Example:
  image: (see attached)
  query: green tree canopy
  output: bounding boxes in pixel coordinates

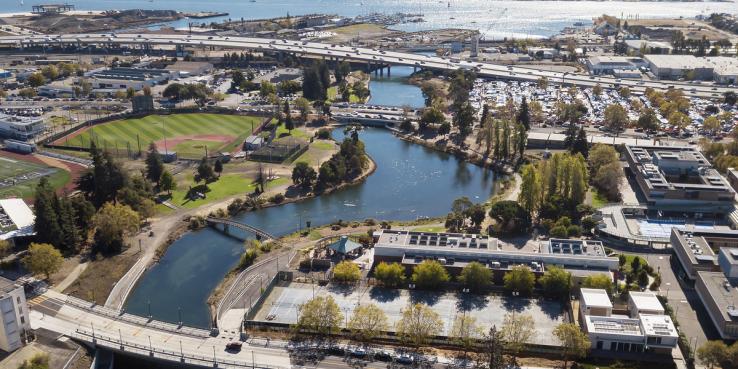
[333,260,361,282]
[458,261,493,292]
[503,265,535,296]
[411,260,450,289]
[22,243,63,280]
[373,262,406,288]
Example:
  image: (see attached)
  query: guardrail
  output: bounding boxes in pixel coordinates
[109,252,149,311]
[73,329,290,369]
[215,251,297,326]
[64,295,211,338]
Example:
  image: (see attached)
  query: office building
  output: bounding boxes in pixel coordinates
[0,277,30,352]
[625,145,735,214]
[670,228,738,280]
[372,231,618,280]
[0,113,46,141]
[695,270,738,339]
[586,56,646,75]
[579,289,678,354]
[86,67,177,92]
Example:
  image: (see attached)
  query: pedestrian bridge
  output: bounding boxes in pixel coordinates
[206,217,276,241]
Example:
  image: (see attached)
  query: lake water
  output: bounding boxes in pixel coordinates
[125,126,502,327]
[368,65,426,108]
[8,1,735,39]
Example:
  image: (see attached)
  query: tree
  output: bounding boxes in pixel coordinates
[582,273,613,296]
[568,126,587,156]
[93,203,140,254]
[333,260,361,282]
[517,97,530,130]
[33,177,64,248]
[296,295,343,336]
[503,266,535,296]
[451,314,482,360]
[489,201,531,234]
[411,259,450,289]
[259,81,276,98]
[501,313,535,362]
[618,87,631,98]
[668,111,690,132]
[195,157,215,183]
[0,240,10,259]
[554,323,591,369]
[588,144,619,176]
[291,162,317,188]
[592,83,603,96]
[603,104,628,134]
[142,85,152,97]
[214,159,223,178]
[537,76,549,89]
[636,108,659,131]
[703,116,721,136]
[419,107,446,130]
[294,97,311,121]
[373,262,406,288]
[22,243,63,280]
[518,164,541,216]
[159,171,176,195]
[476,325,505,369]
[725,91,737,106]
[395,303,443,348]
[458,262,492,292]
[28,73,45,87]
[539,265,571,300]
[145,143,164,185]
[593,160,622,200]
[126,87,135,99]
[348,303,388,344]
[697,340,728,369]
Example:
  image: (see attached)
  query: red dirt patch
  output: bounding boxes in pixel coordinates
[154,134,233,151]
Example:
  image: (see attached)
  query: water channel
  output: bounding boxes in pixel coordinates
[124,65,503,328]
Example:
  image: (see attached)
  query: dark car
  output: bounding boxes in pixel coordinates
[225,341,242,352]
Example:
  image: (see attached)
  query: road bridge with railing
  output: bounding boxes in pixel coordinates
[0,33,733,98]
[29,290,292,369]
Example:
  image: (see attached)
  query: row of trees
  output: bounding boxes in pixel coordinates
[296,295,589,367]
[518,152,588,221]
[162,82,212,105]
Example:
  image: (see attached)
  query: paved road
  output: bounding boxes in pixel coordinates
[0,33,733,98]
[29,290,293,369]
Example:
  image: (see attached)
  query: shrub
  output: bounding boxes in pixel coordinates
[566,225,582,237]
[316,128,331,139]
[269,193,285,204]
[550,226,568,238]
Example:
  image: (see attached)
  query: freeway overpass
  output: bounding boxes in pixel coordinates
[0,33,734,99]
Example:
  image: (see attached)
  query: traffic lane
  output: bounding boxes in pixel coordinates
[642,253,718,350]
[3,33,734,98]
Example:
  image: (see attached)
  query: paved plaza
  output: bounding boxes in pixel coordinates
[254,282,565,345]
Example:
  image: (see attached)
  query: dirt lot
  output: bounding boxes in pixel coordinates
[628,17,738,42]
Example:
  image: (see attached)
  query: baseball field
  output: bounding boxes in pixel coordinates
[56,113,263,158]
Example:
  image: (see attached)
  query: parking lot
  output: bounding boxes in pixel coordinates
[254,282,565,345]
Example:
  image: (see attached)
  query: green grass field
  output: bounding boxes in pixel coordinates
[0,156,69,199]
[61,114,262,157]
[167,174,289,210]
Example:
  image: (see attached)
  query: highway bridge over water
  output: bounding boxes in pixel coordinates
[0,33,734,99]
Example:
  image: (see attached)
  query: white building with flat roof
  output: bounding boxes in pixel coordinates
[628,291,665,318]
[580,288,678,354]
[0,199,35,241]
[708,57,738,85]
[586,56,646,75]
[644,54,714,80]
[0,277,30,352]
[580,288,613,317]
